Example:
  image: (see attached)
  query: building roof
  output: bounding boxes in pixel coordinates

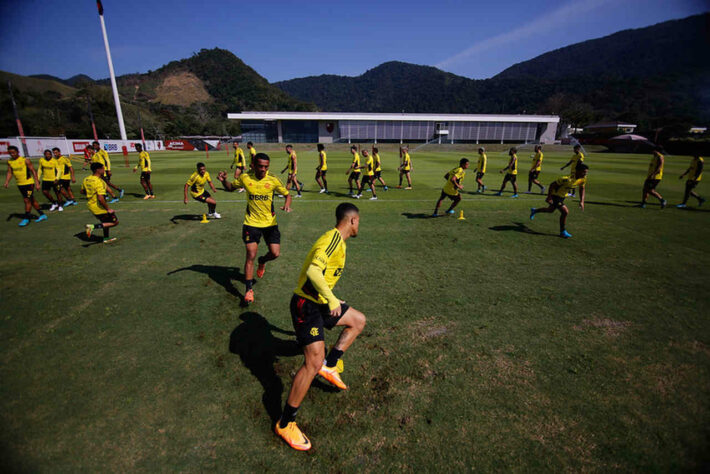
[585,122,637,129]
[227,111,559,123]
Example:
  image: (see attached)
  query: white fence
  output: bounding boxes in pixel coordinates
[0,137,165,157]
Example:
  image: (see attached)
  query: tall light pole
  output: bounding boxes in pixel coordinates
[96,0,127,140]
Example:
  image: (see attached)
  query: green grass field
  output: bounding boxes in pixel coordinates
[1,144,709,471]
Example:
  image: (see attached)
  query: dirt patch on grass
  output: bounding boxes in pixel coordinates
[155,71,212,106]
[573,318,632,337]
[410,318,453,341]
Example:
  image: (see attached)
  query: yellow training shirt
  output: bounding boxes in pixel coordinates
[477,153,487,173]
[57,156,73,180]
[232,147,245,168]
[351,153,361,174]
[231,171,289,228]
[688,156,703,182]
[39,157,59,181]
[248,146,257,165]
[507,155,518,175]
[319,151,328,171]
[92,149,111,171]
[138,151,152,172]
[402,152,411,171]
[374,153,381,172]
[288,151,297,174]
[532,152,543,171]
[186,171,211,198]
[552,176,587,198]
[648,154,664,180]
[82,175,108,215]
[443,166,466,196]
[365,156,375,176]
[8,156,34,185]
[294,228,346,305]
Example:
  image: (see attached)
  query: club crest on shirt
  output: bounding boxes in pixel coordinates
[265,183,271,189]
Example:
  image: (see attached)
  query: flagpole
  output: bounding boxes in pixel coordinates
[7,81,28,156]
[87,96,99,141]
[96,0,127,141]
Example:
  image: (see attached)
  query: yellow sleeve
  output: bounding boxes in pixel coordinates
[186,173,196,186]
[205,171,211,182]
[272,177,289,196]
[306,264,339,310]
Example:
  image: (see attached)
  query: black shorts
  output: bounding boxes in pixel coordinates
[17,184,34,198]
[140,171,151,182]
[41,181,58,192]
[550,195,566,208]
[374,170,382,179]
[644,179,660,191]
[193,191,211,203]
[529,170,540,180]
[361,175,374,186]
[440,190,460,201]
[476,172,485,179]
[95,211,118,223]
[686,180,699,190]
[349,172,361,181]
[317,169,327,177]
[242,224,281,245]
[290,294,349,346]
[59,179,72,189]
[504,173,517,183]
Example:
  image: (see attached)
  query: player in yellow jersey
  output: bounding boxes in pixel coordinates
[217,153,293,304]
[640,147,667,209]
[356,150,378,200]
[246,141,257,168]
[132,143,154,199]
[560,144,584,197]
[495,147,519,198]
[275,203,366,451]
[39,149,65,211]
[346,145,362,197]
[81,162,119,243]
[184,162,220,218]
[281,145,303,198]
[474,147,487,193]
[315,143,328,194]
[397,146,413,189]
[433,158,469,216]
[91,141,120,202]
[52,147,77,206]
[231,141,246,177]
[372,147,388,190]
[527,145,545,194]
[677,154,705,208]
[529,163,589,239]
[3,145,46,226]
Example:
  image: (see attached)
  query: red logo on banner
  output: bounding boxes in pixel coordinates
[0,141,9,155]
[73,142,90,152]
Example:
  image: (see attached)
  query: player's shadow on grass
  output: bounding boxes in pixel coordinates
[6,213,30,222]
[489,222,552,236]
[126,192,146,198]
[229,312,337,425]
[167,265,249,305]
[73,231,104,247]
[170,214,205,224]
[402,212,438,219]
[585,200,635,208]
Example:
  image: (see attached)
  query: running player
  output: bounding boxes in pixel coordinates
[39,149,64,211]
[3,145,46,226]
[677,154,705,208]
[132,143,154,199]
[275,202,366,451]
[397,146,413,189]
[281,145,302,198]
[246,141,257,168]
[184,162,220,218]
[231,141,246,191]
[217,153,292,304]
[639,147,667,209]
[82,162,119,243]
[529,163,589,239]
[433,158,469,216]
[357,150,378,200]
[91,141,120,202]
[346,145,362,197]
[372,147,388,190]
[560,144,584,197]
[315,144,328,194]
[53,147,77,206]
[474,147,487,193]
[495,147,519,198]
[527,145,545,193]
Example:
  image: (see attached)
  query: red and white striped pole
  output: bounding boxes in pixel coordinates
[7,81,28,156]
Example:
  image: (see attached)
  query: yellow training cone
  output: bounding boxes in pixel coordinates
[458,210,466,220]
[200,214,210,224]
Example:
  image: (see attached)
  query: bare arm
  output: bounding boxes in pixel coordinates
[560,160,572,170]
[217,171,236,192]
[183,183,189,204]
[70,164,75,182]
[281,193,292,212]
[97,193,112,213]
[208,178,217,193]
[4,163,11,188]
[578,184,586,210]
[27,160,40,189]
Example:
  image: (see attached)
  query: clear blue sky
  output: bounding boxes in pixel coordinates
[0,0,706,82]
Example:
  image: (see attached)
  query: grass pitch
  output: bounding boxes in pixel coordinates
[1,144,709,471]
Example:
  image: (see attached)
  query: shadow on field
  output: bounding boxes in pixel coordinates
[73,231,104,247]
[167,265,248,305]
[675,206,710,213]
[229,312,337,424]
[585,200,635,208]
[489,222,550,236]
[402,212,438,219]
[170,214,206,223]
[6,213,31,222]
[126,192,147,198]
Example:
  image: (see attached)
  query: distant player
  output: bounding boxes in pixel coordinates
[275,203,366,451]
[82,162,119,243]
[495,147,519,198]
[91,141,121,202]
[357,150,378,200]
[3,145,46,226]
[433,158,469,216]
[53,147,77,206]
[529,163,589,239]
[372,147,388,190]
[315,143,328,193]
[83,145,94,170]
[397,146,413,189]
[346,145,362,197]
[132,143,154,199]
[560,144,584,197]
[639,147,667,209]
[527,145,545,193]
[246,141,257,168]
[474,147,487,193]
[217,153,292,304]
[281,145,302,198]
[184,162,220,218]
[39,149,64,211]
[677,154,705,208]
[231,141,246,190]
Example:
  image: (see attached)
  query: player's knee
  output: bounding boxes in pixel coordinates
[305,353,323,373]
[350,309,366,332]
[270,248,280,259]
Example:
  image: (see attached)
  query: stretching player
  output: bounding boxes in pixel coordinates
[315,144,328,194]
[83,145,93,170]
[495,147,519,198]
[397,146,413,189]
[357,150,378,200]
[372,147,388,190]
[475,147,487,193]
[281,145,302,198]
[677,154,705,208]
[346,145,362,197]
[54,148,77,206]
[433,158,469,216]
[560,144,584,197]
[39,149,64,211]
[275,203,366,451]
[529,163,588,239]
[82,162,119,243]
[639,147,667,209]
[247,141,257,168]
[184,162,220,218]
[132,144,154,199]
[3,145,46,226]
[217,153,292,304]
[527,145,545,193]
[91,141,121,202]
